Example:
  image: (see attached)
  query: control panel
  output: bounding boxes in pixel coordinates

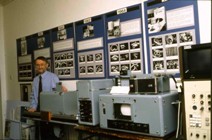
[184,80,211,140]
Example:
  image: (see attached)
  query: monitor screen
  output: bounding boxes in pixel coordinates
[182,43,211,79]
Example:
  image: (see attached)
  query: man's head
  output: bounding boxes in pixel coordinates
[34,56,48,74]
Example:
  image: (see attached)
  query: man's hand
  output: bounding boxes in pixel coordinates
[62,85,68,93]
[28,108,36,112]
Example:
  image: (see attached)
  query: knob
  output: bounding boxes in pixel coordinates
[192,105,197,110]
[192,94,196,98]
[200,107,204,111]
[200,94,203,98]
[196,134,199,138]
[200,101,204,105]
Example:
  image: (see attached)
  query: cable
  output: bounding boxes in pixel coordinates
[172,100,181,139]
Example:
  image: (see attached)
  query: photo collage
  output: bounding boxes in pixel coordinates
[109,39,143,76]
[78,50,104,78]
[54,51,75,79]
[150,29,195,73]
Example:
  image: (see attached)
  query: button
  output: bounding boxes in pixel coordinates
[193,105,197,110]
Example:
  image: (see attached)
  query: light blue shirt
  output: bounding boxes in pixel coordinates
[30,71,59,109]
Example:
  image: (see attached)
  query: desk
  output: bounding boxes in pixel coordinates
[75,125,176,140]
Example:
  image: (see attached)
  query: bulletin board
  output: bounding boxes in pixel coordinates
[143,0,200,75]
[51,23,76,79]
[75,15,106,79]
[105,4,144,77]
[16,1,203,81]
[16,35,36,81]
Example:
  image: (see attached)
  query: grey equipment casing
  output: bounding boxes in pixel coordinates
[129,74,170,94]
[77,79,114,126]
[40,91,78,119]
[99,91,178,137]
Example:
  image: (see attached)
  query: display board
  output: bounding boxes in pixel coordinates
[144,0,200,74]
[51,23,76,79]
[75,15,106,79]
[105,4,144,77]
[17,35,35,81]
[16,1,202,81]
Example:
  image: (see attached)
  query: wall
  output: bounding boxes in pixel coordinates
[0,5,6,138]
[1,0,211,138]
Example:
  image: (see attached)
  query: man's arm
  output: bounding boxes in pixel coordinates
[28,80,38,112]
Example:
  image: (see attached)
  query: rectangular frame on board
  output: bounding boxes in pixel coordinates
[51,23,76,79]
[105,4,145,78]
[75,15,106,79]
[20,83,32,102]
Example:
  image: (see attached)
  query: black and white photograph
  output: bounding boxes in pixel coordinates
[151,37,163,47]
[79,66,86,74]
[21,40,27,56]
[111,65,120,72]
[153,60,164,70]
[110,44,119,52]
[110,54,119,62]
[54,54,60,60]
[148,6,166,34]
[179,31,193,43]
[58,69,64,75]
[83,24,94,38]
[166,47,178,57]
[121,64,130,71]
[107,19,121,37]
[55,62,59,68]
[63,69,71,75]
[165,34,177,45]
[130,41,140,49]
[87,66,94,73]
[60,61,67,67]
[60,54,66,60]
[57,29,67,40]
[166,59,178,69]
[37,37,45,48]
[152,48,163,58]
[130,63,141,71]
[67,61,74,67]
[95,53,103,61]
[87,54,94,62]
[79,55,86,63]
[67,52,73,59]
[119,42,129,51]
[96,65,103,73]
[130,52,141,60]
[120,53,129,61]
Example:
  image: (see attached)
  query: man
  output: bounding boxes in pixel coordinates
[28,56,67,139]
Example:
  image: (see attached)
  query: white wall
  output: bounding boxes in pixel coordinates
[0,5,6,138]
[0,0,211,138]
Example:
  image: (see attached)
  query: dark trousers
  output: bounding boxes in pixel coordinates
[35,121,59,140]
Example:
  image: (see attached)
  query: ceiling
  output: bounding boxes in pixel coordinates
[0,0,14,6]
